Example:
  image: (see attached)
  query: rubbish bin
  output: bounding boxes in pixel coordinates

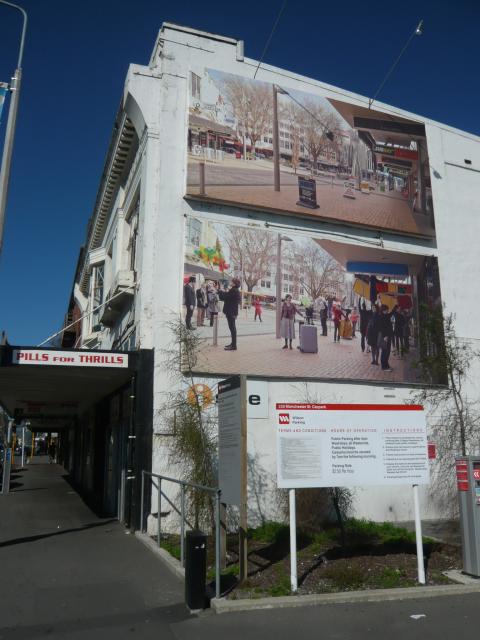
[185,529,207,610]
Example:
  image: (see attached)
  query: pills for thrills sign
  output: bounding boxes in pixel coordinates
[12,349,129,368]
[276,404,429,488]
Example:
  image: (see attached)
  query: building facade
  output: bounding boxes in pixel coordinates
[62,23,480,526]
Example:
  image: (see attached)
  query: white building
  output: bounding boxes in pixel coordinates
[61,23,480,527]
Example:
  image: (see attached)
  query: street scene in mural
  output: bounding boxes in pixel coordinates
[186,69,435,237]
[183,216,444,384]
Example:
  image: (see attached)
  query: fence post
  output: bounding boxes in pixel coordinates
[215,489,221,599]
[157,479,162,547]
[180,484,186,567]
[199,162,206,196]
[140,470,145,533]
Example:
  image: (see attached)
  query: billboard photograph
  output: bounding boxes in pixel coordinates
[183,215,445,384]
[186,69,435,238]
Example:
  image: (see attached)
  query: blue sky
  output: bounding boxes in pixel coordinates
[0,0,478,345]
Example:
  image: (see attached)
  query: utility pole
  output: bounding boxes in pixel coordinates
[0,1,28,254]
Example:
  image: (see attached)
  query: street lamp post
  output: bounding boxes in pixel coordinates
[0,0,27,255]
[275,234,293,338]
[272,85,287,192]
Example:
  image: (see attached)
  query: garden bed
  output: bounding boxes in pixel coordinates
[157,518,461,599]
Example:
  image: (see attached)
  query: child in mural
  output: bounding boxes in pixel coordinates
[253,297,262,322]
[332,303,344,343]
[350,306,359,337]
[341,310,353,340]
[280,295,304,350]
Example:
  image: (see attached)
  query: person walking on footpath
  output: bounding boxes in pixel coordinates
[218,278,241,350]
[367,305,381,365]
[280,294,304,350]
[206,281,219,327]
[332,303,344,343]
[196,282,207,327]
[253,297,262,322]
[320,302,328,336]
[183,276,196,330]
[392,305,406,356]
[359,302,372,353]
[378,304,394,371]
[350,306,359,337]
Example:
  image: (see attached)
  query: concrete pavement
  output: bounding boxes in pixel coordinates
[0,462,186,639]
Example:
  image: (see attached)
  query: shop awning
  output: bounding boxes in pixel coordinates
[0,345,138,429]
[189,113,236,137]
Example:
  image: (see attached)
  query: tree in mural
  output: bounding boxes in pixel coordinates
[225,226,277,292]
[289,242,345,301]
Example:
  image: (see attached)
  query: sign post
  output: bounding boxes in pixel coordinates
[289,489,297,592]
[296,177,319,209]
[218,375,248,581]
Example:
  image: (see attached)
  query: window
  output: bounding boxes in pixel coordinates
[186,217,202,248]
[263,136,269,143]
[266,281,271,288]
[190,72,201,100]
[266,271,271,277]
[91,264,104,330]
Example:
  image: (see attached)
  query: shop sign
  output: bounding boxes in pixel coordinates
[296,177,319,209]
[12,349,129,368]
[374,145,418,160]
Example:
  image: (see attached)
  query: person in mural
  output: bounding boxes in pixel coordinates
[367,305,381,365]
[350,306,359,337]
[320,302,328,337]
[305,303,314,325]
[359,302,372,353]
[196,282,208,327]
[183,276,196,330]
[206,281,219,327]
[253,297,262,322]
[280,295,304,349]
[218,278,242,351]
[392,305,406,356]
[378,304,394,371]
[341,309,353,340]
[332,303,344,343]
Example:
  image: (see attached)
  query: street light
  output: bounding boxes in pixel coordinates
[272,84,288,192]
[275,233,293,338]
[0,0,27,255]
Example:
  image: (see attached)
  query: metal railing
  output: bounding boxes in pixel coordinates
[140,470,222,599]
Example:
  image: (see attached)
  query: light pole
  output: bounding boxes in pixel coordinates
[272,85,287,192]
[0,0,27,255]
[275,234,293,338]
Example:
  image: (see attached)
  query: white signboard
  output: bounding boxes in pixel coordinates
[218,376,244,505]
[276,403,429,488]
[12,349,129,368]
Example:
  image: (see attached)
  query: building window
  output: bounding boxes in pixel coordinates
[191,72,201,100]
[91,264,104,330]
[186,217,202,248]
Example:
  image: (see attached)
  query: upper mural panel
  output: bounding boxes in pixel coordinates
[185,68,435,238]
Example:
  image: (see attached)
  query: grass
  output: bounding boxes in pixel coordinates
[343,518,435,547]
[160,539,181,560]
[248,521,290,545]
[323,564,365,590]
[206,562,239,582]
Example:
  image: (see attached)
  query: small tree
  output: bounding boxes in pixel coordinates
[160,317,218,528]
[414,310,480,515]
[288,242,345,301]
[225,226,277,292]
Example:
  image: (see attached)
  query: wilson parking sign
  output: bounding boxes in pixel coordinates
[276,403,429,488]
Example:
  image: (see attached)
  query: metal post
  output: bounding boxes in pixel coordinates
[0,1,27,254]
[180,484,186,566]
[272,85,280,192]
[289,489,298,592]
[199,161,206,196]
[140,470,145,533]
[21,426,25,467]
[215,489,221,599]
[213,314,218,346]
[157,479,162,546]
[413,484,426,584]
[275,234,282,338]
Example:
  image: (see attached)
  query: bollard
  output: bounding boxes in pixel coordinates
[185,530,207,610]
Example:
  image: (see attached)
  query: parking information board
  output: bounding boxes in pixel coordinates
[218,376,244,505]
[276,404,429,488]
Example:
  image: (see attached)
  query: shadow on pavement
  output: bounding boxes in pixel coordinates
[0,519,118,548]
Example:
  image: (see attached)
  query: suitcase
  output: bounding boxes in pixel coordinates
[299,323,318,353]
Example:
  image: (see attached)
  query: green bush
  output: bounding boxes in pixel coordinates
[248,521,290,544]
[343,518,431,546]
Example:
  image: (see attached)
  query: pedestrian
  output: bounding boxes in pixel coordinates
[332,303,344,342]
[206,281,219,327]
[48,441,56,464]
[183,276,196,330]
[367,305,381,365]
[392,305,406,356]
[305,304,314,325]
[359,302,372,353]
[378,304,394,371]
[196,282,207,327]
[254,297,262,322]
[341,310,353,339]
[350,306,359,337]
[218,278,242,351]
[280,294,304,349]
[320,303,328,337]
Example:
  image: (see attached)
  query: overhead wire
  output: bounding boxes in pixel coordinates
[253,0,288,79]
